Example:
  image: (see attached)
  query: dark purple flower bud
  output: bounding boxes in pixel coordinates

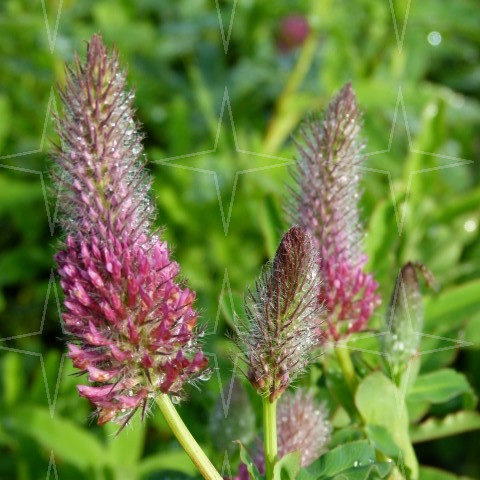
[52,34,207,426]
[287,83,381,342]
[235,227,323,402]
[276,15,310,52]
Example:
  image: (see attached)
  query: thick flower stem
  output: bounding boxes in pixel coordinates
[263,398,278,480]
[335,343,357,392]
[156,394,222,480]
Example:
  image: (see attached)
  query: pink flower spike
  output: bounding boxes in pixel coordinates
[52,34,208,426]
[287,83,381,342]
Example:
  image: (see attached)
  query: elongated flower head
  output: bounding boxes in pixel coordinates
[234,390,331,480]
[382,262,434,376]
[53,34,207,425]
[287,83,380,342]
[235,226,323,402]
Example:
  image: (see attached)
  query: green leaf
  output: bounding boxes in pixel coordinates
[0,174,43,216]
[0,95,10,151]
[355,372,418,479]
[236,441,262,480]
[10,406,106,470]
[105,413,146,472]
[1,352,23,407]
[305,440,375,479]
[331,462,391,480]
[410,410,480,443]
[418,465,477,480]
[273,451,302,480]
[325,369,358,420]
[424,280,480,332]
[259,195,283,258]
[463,312,480,345]
[138,450,197,477]
[407,369,475,405]
[329,426,363,448]
[141,471,196,480]
[364,425,401,460]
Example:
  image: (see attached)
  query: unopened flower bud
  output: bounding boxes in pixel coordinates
[382,262,434,376]
[235,227,323,402]
[276,15,310,52]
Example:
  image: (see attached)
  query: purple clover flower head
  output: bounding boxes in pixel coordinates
[276,15,310,52]
[287,83,381,342]
[52,34,207,425]
[235,226,323,402]
[233,390,331,480]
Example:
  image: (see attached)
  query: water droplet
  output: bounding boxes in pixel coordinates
[464,219,477,233]
[199,371,212,381]
[427,31,441,46]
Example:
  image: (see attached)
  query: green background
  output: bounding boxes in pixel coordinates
[0,0,479,479]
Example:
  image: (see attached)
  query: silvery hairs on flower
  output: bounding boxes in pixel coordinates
[52,34,207,426]
[235,226,323,402]
[286,82,380,342]
[276,391,331,466]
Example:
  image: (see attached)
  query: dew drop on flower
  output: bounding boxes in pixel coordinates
[199,371,212,381]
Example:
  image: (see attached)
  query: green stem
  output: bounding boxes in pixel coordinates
[263,398,278,480]
[262,33,318,153]
[156,394,222,480]
[335,343,357,392]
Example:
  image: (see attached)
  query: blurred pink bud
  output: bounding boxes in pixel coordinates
[277,15,311,52]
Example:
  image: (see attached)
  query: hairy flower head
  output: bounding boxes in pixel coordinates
[276,391,331,465]
[287,83,380,342]
[235,226,323,402]
[234,390,331,480]
[52,34,207,425]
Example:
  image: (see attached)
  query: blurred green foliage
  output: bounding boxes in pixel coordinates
[0,0,479,479]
